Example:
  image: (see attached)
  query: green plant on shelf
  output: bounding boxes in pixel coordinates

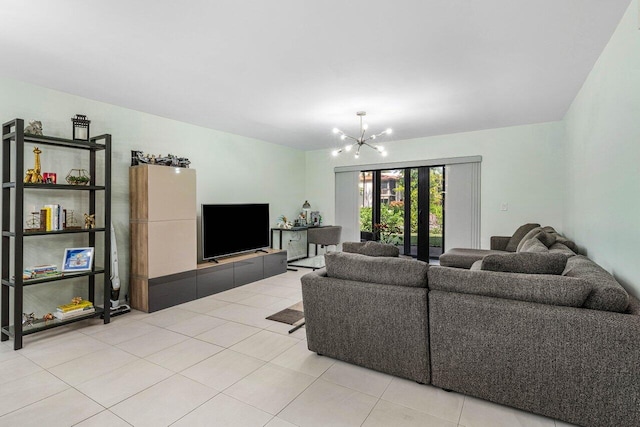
[66,175,90,185]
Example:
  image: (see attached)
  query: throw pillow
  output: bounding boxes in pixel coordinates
[516,226,543,252]
[324,252,428,287]
[481,252,571,275]
[341,241,400,257]
[549,242,576,257]
[519,237,549,253]
[505,223,541,252]
[533,231,556,247]
[342,242,365,254]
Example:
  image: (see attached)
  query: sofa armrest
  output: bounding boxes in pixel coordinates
[301,270,430,383]
[428,266,591,307]
[429,291,640,427]
[490,236,511,251]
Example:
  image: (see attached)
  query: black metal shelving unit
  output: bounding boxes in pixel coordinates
[1,118,111,350]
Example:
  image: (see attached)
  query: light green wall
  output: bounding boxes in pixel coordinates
[0,77,306,315]
[563,0,640,296]
[305,121,566,249]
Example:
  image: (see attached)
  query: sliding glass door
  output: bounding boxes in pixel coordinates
[359,166,445,261]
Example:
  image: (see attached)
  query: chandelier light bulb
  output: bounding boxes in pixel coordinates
[355,152,360,159]
[385,128,393,135]
[381,151,388,157]
[371,135,376,139]
[331,150,339,156]
[332,128,340,134]
[362,124,369,130]
[377,145,384,152]
[340,134,346,140]
[345,145,352,152]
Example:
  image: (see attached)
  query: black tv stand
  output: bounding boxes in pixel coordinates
[255,249,268,254]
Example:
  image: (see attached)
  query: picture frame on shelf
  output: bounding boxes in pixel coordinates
[310,211,320,226]
[61,247,95,272]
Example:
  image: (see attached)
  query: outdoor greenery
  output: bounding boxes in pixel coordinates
[359,169,444,246]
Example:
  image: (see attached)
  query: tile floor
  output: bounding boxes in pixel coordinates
[0,268,577,426]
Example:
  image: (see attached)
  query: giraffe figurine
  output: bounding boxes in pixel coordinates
[30,147,43,183]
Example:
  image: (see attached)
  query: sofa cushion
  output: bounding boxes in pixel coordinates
[562,256,629,312]
[428,267,592,307]
[519,238,549,253]
[542,226,579,253]
[505,223,541,252]
[481,252,570,275]
[516,227,543,252]
[342,241,400,257]
[325,252,428,288]
[439,248,506,269]
[549,242,576,257]
[470,260,483,270]
[534,231,557,247]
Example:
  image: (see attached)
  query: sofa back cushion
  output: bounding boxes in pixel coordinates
[481,252,570,275]
[428,267,592,308]
[342,241,400,257]
[515,226,543,252]
[548,242,576,257]
[562,256,629,312]
[505,223,541,252]
[519,238,549,253]
[325,252,428,288]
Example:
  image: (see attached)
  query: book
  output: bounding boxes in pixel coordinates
[57,304,94,315]
[57,300,94,312]
[54,307,95,320]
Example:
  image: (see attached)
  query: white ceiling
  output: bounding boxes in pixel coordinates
[0,0,631,150]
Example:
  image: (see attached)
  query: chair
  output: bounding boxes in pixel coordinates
[307,226,342,257]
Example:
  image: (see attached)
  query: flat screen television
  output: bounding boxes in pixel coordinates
[201,203,270,260]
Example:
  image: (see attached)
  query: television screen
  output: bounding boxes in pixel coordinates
[202,204,270,259]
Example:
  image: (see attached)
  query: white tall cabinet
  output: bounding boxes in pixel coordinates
[129,164,197,312]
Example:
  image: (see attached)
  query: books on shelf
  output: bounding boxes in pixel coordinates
[23,264,60,280]
[57,300,94,313]
[39,204,67,231]
[53,307,95,320]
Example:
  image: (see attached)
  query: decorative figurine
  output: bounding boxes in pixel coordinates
[71,114,90,141]
[25,211,41,232]
[24,120,43,136]
[24,147,44,183]
[42,313,54,321]
[84,213,95,229]
[65,210,81,230]
[71,296,83,305]
[130,150,191,168]
[277,215,293,229]
[22,312,35,326]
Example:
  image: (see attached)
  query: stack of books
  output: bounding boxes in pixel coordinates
[54,300,95,320]
[41,204,66,231]
[23,264,60,280]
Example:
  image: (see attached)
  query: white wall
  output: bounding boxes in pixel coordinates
[0,77,306,314]
[306,121,565,249]
[563,0,640,297]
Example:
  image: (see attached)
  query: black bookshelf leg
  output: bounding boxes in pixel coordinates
[1,285,8,342]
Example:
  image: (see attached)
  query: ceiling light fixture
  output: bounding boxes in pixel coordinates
[331,111,391,158]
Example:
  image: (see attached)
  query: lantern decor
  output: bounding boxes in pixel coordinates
[65,168,91,186]
[71,114,90,141]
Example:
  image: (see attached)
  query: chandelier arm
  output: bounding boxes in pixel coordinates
[362,141,382,151]
[343,135,359,142]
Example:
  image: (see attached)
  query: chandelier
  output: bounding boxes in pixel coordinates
[331,111,391,158]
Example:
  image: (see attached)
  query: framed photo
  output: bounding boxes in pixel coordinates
[310,211,320,226]
[61,247,94,272]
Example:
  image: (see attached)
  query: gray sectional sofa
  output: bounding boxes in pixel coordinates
[300,237,640,427]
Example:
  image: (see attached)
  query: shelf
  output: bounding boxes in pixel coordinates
[19,228,105,237]
[2,269,106,287]
[2,132,106,151]
[1,307,105,337]
[2,182,105,190]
